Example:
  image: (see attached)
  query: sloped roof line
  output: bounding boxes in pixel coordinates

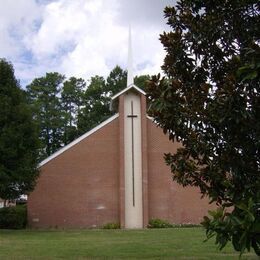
[111,84,146,101]
[39,113,119,167]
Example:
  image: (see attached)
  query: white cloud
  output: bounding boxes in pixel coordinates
[1,0,175,87]
[116,0,174,27]
[0,0,42,58]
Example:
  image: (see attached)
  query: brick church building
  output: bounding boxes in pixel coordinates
[27,33,214,229]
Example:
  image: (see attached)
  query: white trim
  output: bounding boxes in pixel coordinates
[111,84,146,101]
[39,113,119,167]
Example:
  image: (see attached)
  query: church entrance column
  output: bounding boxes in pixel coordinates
[124,91,143,228]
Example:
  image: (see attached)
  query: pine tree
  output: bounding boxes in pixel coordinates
[78,76,110,133]
[78,66,150,134]
[105,65,127,95]
[27,73,65,159]
[61,77,85,144]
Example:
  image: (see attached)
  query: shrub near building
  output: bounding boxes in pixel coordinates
[0,205,27,229]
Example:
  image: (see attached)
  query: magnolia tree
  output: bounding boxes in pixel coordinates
[147,0,259,255]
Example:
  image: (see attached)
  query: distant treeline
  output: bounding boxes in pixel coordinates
[26,65,150,161]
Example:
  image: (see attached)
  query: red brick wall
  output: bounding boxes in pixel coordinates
[28,103,215,228]
[27,118,120,228]
[147,118,215,224]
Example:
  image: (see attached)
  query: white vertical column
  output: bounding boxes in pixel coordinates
[124,92,143,228]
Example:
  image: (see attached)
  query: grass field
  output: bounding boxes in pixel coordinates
[0,228,258,259]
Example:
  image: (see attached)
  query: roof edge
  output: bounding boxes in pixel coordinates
[39,113,119,168]
[111,84,146,101]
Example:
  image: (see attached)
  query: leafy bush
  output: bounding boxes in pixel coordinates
[148,219,200,228]
[202,201,260,256]
[0,205,27,229]
[175,223,201,228]
[148,219,173,228]
[102,222,120,229]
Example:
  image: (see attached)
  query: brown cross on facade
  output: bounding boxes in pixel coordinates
[127,100,138,206]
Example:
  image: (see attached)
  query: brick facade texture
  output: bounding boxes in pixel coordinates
[28,94,214,228]
[28,118,120,228]
[147,119,215,224]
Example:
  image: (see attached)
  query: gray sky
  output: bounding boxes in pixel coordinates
[0,0,175,86]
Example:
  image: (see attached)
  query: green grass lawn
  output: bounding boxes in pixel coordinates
[0,228,258,259]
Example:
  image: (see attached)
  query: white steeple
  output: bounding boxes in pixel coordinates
[127,26,134,86]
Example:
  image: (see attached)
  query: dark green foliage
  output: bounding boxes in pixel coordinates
[26,73,87,159]
[78,75,112,134]
[102,222,120,229]
[202,202,260,255]
[78,66,126,134]
[27,73,65,159]
[0,59,39,200]
[26,65,150,159]
[146,0,259,256]
[27,73,65,155]
[134,75,151,91]
[148,219,200,228]
[105,65,127,96]
[148,219,173,228]
[0,205,27,229]
[61,77,85,144]
[78,66,150,134]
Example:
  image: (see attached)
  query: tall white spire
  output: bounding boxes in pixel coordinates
[127,26,134,86]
